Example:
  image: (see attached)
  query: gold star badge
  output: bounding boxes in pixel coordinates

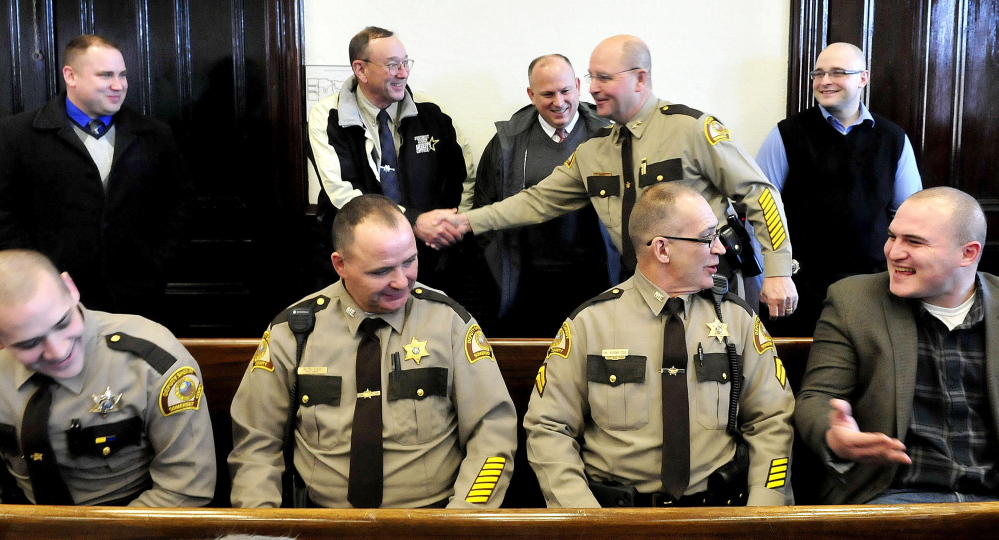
[705,318,729,343]
[428,136,439,151]
[403,338,430,364]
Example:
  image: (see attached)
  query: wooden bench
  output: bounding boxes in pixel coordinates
[2,502,998,539]
[182,337,813,507]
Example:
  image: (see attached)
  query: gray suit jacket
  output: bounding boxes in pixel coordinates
[794,271,999,504]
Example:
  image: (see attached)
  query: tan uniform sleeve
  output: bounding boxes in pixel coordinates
[132,336,217,507]
[686,114,794,277]
[228,324,295,508]
[735,313,795,505]
[524,321,602,508]
[445,319,518,508]
[465,156,590,234]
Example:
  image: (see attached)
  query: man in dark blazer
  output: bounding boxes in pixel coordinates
[0,34,191,323]
[795,186,999,504]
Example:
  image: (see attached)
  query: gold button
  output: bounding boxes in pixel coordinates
[417,389,425,397]
[110,334,121,342]
[662,105,669,111]
[599,189,606,196]
[609,375,617,383]
[316,298,325,305]
[722,373,727,380]
[415,288,423,294]
[103,447,111,456]
[301,395,309,404]
[612,289,620,294]
[657,175,663,181]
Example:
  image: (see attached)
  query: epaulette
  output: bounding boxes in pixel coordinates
[659,103,704,119]
[699,288,754,315]
[271,295,331,326]
[592,125,614,138]
[569,287,624,320]
[105,333,176,376]
[412,286,471,323]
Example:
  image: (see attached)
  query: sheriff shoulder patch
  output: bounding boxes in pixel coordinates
[767,457,789,489]
[535,363,548,397]
[753,316,775,355]
[758,189,787,249]
[464,324,494,364]
[250,330,273,372]
[704,116,731,145]
[159,366,203,416]
[547,322,571,359]
[465,456,507,504]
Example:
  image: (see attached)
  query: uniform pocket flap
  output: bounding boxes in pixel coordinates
[639,158,683,187]
[298,374,342,407]
[66,416,142,458]
[586,176,621,198]
[695,352,734,383]
[587,355,647,386]
[388,367,448,401]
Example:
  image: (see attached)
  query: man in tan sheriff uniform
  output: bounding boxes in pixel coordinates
[0,249,215,506]
[425,35,798,320]
[524,183,794,507]
[228,194,516,508]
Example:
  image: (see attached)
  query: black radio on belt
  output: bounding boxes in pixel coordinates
[718,214,763,277]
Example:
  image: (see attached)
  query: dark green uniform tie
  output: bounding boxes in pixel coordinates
[661,297,690,500]
[347,317,387,508]
[22,374,74,505]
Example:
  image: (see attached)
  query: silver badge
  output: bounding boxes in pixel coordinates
[90,387,122,416]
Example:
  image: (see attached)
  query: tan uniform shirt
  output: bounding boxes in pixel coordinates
[0,307,216,506]
[524,272,794,507]
[229,281,517,508]
[466,95,793,277]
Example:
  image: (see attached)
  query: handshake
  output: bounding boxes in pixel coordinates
[413,209,471,250]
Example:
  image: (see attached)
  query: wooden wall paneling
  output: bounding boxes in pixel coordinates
[2,0,56,115]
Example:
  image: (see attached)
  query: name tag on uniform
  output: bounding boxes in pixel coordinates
[601,349,629,360]
[298,366,328,375]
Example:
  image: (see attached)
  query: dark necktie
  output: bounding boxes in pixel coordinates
[347,317,387,508]
[86,119,106,138]
[619,126,637,274]
[555,128,567,142]
[376,110,402,203]
[661,297,690,501]
[21,375,74,505]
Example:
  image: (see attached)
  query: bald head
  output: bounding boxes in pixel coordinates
[817,42,866,71]
[904,187,987,246]
[594,35,652,74]
[0,250,68,307]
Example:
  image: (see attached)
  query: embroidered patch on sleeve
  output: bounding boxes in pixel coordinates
[464,324,494,364]
[564,151,576,169]
[465,456,507,503]
[159,366,204,416]
[250,330,273,372]
[704,116,731,145]
[535,363,548,397]
[758,189,787,249]
[774,356,787,389]
[547,322,571,359]
[753,316,775,354]
[766,457,789,489]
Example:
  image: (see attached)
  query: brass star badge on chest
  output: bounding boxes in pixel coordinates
[705,318,729,343]
[403,338,430,364]
[90,387,123,416]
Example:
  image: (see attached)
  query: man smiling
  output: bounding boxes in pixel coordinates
[0,249,215,506]
[756,42,922,336]
[795,187,999,504]
[0,35,192,324]
[229,195,516,508]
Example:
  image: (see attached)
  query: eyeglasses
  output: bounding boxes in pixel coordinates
[362,59,415,75]
[584,67,642,83]
[808,69,863,80]
[646,230,721,247]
